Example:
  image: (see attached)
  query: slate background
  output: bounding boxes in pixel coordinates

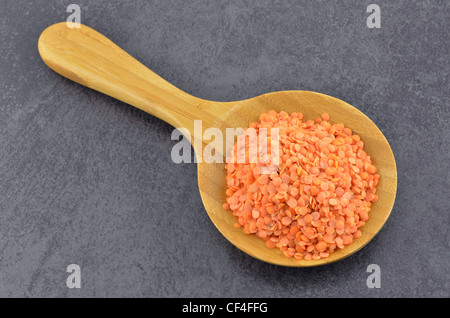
[0,0,448,297]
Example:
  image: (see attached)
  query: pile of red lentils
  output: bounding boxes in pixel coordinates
[223,111,380,260]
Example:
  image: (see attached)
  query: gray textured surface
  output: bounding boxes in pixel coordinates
[0,0,449,298]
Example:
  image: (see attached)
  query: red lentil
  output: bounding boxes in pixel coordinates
[224,111,380,260]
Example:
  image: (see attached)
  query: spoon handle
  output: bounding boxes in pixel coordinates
[38,22,214,132]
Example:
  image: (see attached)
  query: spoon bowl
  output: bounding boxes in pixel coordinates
[38,22,397,266]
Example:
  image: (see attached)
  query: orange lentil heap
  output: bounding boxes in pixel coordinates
[223,111,380,260]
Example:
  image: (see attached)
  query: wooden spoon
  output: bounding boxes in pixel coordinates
[38,22,397,266]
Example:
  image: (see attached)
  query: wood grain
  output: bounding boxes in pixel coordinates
[38,22,397,266]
